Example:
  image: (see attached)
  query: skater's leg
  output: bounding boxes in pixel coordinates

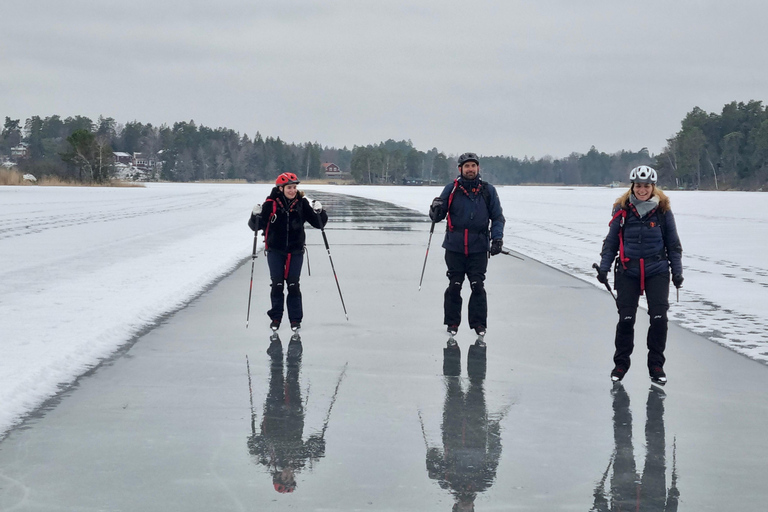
[285,252,304,324]
[613,271,641,371]
[267,251,288,323]
[466,252,489,331]
[444,250,466,328]
[645,272,670,371]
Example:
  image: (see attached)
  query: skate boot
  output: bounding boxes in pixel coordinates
[610,366,627,382]
[649,366,667,386]
[473,325,486,346]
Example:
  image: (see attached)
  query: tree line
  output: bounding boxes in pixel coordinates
[2,99,766,189]
[655,100,768,190]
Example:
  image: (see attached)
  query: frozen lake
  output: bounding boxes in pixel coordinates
[1,191,767,510]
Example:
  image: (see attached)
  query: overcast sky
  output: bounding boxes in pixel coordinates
[2,1,767,158]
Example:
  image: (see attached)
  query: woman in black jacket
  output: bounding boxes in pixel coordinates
[596,166,683,385]
[249,172,328,332]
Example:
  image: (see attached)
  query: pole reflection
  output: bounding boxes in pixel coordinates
[246,340,347,494]
[424,363,505,512]
[591,384,680,511]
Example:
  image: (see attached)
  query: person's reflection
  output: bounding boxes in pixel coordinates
[591,384,679,511]
[246,353,346,494]
[425,371,503,511]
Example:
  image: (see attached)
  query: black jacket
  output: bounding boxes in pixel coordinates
[249,188,328,254]
[599,203,683,278]
[430,176,505,255]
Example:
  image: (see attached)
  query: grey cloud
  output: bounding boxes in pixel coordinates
[2,1,767,157]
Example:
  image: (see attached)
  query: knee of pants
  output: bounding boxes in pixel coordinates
[447,279,463,294]
[649,310,668,327]
[617,310,636,328]
[286,276,301,295]
[271,279,284,291]
[469,280,485,293]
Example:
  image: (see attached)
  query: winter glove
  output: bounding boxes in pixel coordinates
[490,239,503,256]
[672,274,684,288]
[252,203,262,215]
[596,269,609,285]
[429,197,443,221]
[311,199,323,213]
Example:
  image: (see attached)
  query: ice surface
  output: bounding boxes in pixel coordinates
[1,182,766,439]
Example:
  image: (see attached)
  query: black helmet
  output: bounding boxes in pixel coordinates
[458,152,480,167]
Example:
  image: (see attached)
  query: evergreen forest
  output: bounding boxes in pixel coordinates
[2,100,767,190]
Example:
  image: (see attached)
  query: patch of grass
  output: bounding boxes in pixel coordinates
[0,168,26,185]
[0,169,144,187]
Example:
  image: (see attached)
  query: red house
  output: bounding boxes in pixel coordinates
[322,162,341,178]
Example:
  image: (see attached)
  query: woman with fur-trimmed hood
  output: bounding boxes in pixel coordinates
[596,166,684,385]
[249,172,328,333]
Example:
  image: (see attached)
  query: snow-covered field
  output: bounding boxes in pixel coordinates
[1,182,766,438]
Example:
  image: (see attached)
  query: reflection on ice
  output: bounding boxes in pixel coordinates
[422,369,507,511]
[245,352,347,494]
[591,384,680,511]
[305,190,427,231]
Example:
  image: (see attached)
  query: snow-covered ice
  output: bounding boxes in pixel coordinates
[1,182,766,438]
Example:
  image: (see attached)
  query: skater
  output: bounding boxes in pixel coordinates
[249,172,328,332]
[596,166,684,384]
[429,152,505,347]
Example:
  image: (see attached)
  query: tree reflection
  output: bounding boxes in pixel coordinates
[424,370,505,511]
[246,349,346,494]
[591,384,680,511]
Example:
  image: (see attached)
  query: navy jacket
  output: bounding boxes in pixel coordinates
[430,176,505,255]
[599,203,683,279]
[249,188,328,254]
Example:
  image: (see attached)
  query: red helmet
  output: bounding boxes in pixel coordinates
[276,172,300,186]
[273,482,296,493]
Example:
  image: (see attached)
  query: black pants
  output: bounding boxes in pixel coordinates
[444,250,488,330]
[613,271,670,371]
[267,251,304,323]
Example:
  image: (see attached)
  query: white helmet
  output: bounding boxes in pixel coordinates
[629,165,657,184]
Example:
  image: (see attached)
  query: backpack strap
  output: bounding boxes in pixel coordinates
[445,179,459,232]
[609,208,629,270]
[480,183,492,213]
[263,198,278,250]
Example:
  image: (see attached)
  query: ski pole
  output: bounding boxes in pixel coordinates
[418,221,435,291]
[321,228,349,321]
[500,247,524,260]
[592,263,617,301]
[246,232,259,328]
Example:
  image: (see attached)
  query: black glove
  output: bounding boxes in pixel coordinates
[490,239,503,256]
[429,197,443,221]
[596,270,609,285]
[672,274,684,288]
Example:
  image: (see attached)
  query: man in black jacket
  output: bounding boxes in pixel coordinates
[429,153,505,345]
